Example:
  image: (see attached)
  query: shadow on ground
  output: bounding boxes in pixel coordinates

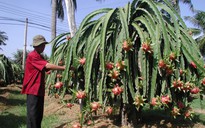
[0,112,26,128]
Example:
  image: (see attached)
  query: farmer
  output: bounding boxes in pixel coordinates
[21,35,65,128]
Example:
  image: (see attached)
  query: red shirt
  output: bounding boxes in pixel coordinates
[21,50,48,96]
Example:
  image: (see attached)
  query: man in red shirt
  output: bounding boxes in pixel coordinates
[21,35,65,128]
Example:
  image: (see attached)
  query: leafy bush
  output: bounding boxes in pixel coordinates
[0,54,23,85]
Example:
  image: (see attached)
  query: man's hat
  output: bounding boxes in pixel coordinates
[32,35,48,46]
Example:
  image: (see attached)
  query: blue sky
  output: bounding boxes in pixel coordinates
[0,0,205,59]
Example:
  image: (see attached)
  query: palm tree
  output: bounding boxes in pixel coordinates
[12,49,24,65]
[12,49,32,65]
[0,31,8,50]
[184,11,205,55]
[52,0,106,39]
[155,0,193,14]
[51,0,77,39]
[172,0,194,13]
[51,0,64,40]
[64,0,77,37]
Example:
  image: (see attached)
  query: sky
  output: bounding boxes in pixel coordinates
[0,0,205,59]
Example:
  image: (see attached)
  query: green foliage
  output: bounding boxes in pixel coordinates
[184,11,205,55]
[0,31,8,49]
[47,0,205,125]
[0,54,14,85]
[0,54,23,85]
[195,34,205,56]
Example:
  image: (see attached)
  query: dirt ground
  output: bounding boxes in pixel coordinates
[1,84,205,128]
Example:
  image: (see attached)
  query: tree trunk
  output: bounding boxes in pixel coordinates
[51,0,57,40]
[121,103,128,126]
[65,0,77,37]
[121,103,142,127]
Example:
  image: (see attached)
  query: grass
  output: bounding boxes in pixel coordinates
[191,97,205,110]
[0,88,60,128]
[191,98,205,125]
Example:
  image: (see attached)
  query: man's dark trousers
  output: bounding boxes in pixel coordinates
[27,94,44,128]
